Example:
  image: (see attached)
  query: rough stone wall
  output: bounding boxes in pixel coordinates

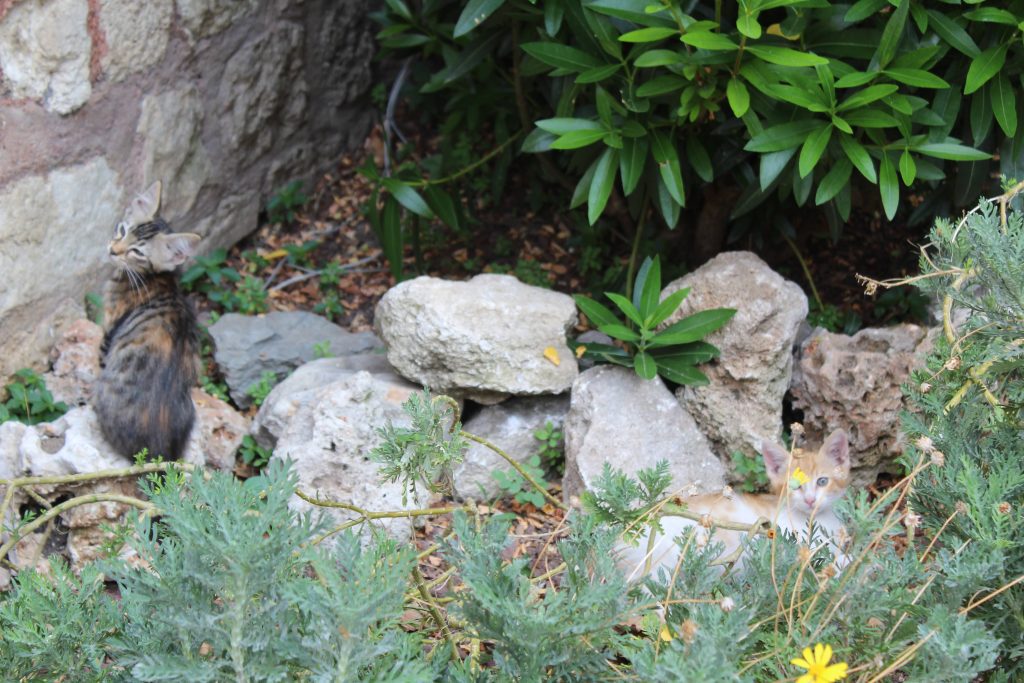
[0,0,376,379]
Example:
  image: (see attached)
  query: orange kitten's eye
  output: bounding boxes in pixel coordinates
[816,477,829,487]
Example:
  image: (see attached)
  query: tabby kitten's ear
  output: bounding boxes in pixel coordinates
[152,232,201,270]
[126,181,162,226]
[820,429,850,471]
[760,439,791,489]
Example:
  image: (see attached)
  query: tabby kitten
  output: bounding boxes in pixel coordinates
[93,182,201,461]
[618,429,851,579]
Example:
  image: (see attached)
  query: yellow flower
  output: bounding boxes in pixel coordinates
[789,467,809,489]
[791,643,848,683]
[659,624,673,642]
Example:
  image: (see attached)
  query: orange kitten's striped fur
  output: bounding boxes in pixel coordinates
[619,429,850,579]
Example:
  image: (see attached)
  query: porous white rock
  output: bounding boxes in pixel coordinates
[562,366,725,503]
[452,395,570,501]
[375,274,579,403]
[42,318,104,407]
[790,324,933,485]
[272,371,422,540]
[137,86,212,220]
[0,0,91,114]
[175,0,259,38]
[666,252,808,470]
[251,355,411,449]
[99,0,173,81]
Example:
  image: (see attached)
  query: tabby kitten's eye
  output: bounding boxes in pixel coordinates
[816,477,829,487]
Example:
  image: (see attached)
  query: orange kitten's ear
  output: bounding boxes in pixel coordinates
[760,439,790,486]
[156,232,201,268]
[820,429,850,470]
[126,181,162,225]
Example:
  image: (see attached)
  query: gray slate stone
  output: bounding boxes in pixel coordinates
[375,274,579,404]
[209,311,384,407]
[453,395,570,501]
[251,355,415,449]
[272,371,422,540]
[666,251,808,472]
[790,324,933,486]
[563,366,725,504]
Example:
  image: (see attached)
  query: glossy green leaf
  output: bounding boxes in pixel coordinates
[836,84,899,112]
[651,131,685,205]
[535,118,604,134]
[990,74,1018,138]
[835,71,877,88]
[551,129,608,149]
[600,323,642,343]
[726,78,750,117]
[634,352,658,379]
[969,86,993,144]
[963,8,1018,25]
[745,120,822,153]
[651,341,720,366]
[760,148,797,190]
[736,13,762,39]
[839,135,877,182]
[620,27,677,42]
[879,152,899,220]
[883,68,950,89]
[379,196,403,281]
[914,142,991,161]
[925,10,980,58]
[619,135,648,195]
[798,125,833,178]
[648,308,736,347]
[680,31,738,50]
[635,49,686,67]
[521,128,556,153]
[521,42,603,72]
[653,360,709,386]
[423,187,459,231]
[573,295,622,328]
[634,255,661,319]
[588,147,619,224]
[844,0,887,23]
[899,149,916,185]
[842,108,898,128]
[964,44,1008,95]
[636,75,687,97]
[454,0,506,37]
[655,174,681,228]
[647,287,690,328]
[570,158,598,209]
[814,158,852,205]
[381,178,433,218]
[606,292,643,326]
[576,63,622,83]
[544,0,564,36]
[746,45,828,66]
[686,136,713,183]
[873,0,909,70]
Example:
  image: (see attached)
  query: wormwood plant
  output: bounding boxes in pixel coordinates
[866,185,1024,675]
[573,255,735,383]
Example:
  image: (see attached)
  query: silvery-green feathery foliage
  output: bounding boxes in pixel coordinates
[901,197,1024,675]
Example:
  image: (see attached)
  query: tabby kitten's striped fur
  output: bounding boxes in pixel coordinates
[93,182,201,461]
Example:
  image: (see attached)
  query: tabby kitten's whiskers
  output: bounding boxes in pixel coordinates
[92,182,202,461]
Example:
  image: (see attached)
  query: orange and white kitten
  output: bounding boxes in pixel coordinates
[618,429,851,579]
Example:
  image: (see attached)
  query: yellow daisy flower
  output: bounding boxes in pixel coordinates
[791,643,848,683]
[789,466,810,489]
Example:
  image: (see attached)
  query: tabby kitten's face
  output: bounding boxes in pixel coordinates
[761,429,851,515]
[108,181,200,274]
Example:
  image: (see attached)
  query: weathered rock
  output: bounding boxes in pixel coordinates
[218,23,307,164]
[272,371,422,539]
[209,311,384,407]
[192,388,249,472]
[790,325,933,486]
[251,355,410,449]
[453,395,570,500]
[375,274,579,403]
[137,86,212,220]
[18,406,133,478]
[0,421,26,481]
[0,0,91,114]
[563,366,726,504]
[176,0,260,38]
[666,252,808,470]
[42,318,104,407]
[99,0,172,81]
[0,159,123,377]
